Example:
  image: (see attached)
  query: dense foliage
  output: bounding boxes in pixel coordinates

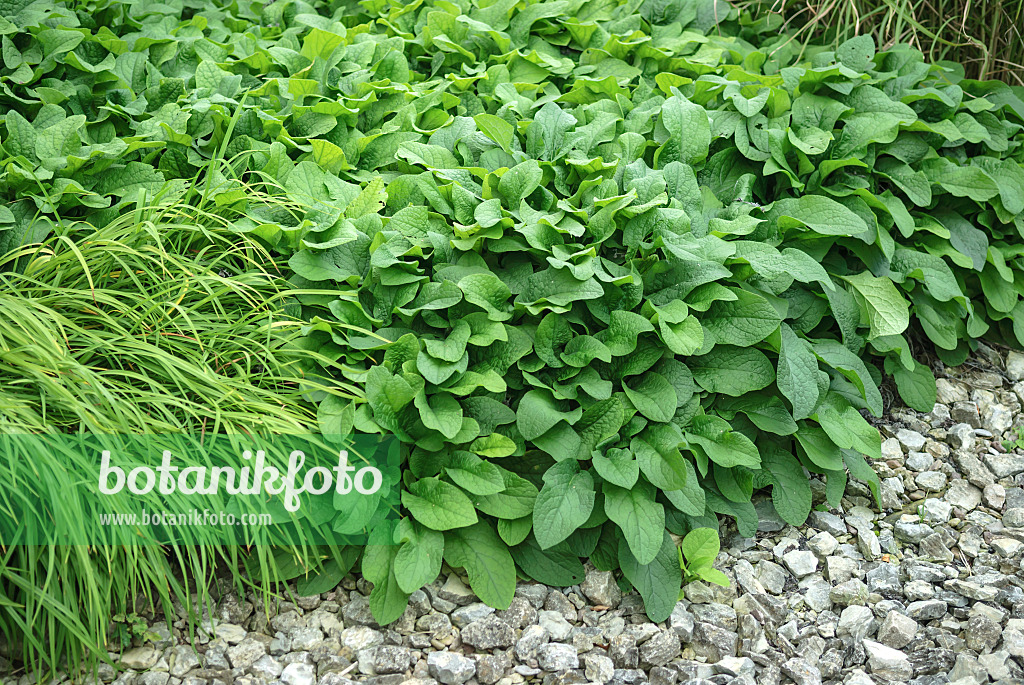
[2,0,1024,644]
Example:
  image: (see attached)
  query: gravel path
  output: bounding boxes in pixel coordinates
[6,345,1024,685]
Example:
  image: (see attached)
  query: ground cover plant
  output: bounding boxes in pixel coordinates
[1,0,1024,670]
[0,204,362,672]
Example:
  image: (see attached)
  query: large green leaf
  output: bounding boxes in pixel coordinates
[444,522,516,609]
[533,460,595,549]
[402,478,478,530]
[604,481,665,565]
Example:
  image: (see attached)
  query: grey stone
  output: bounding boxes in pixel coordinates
[956,455,998,494]
[1002,627,1024,657]
[647,665,677,685]
[781,658,821,685]
[691,622,737,662]
[544,590,577,621]
[830,579,869,606]
[755,498,786,532]
[135,674,170,685]
[919,533,955,562]
[897,429,927,452]
[810,511,847,537]
[946,578,1000,601]
[894,519,933,543]
[1004,507,1024,527]
[269,631,290,655]
[474,652,510,685]
[921,498,952,523]
[907,600,947,621]
[537,643,579,672]
[690,603,737,632]
[984,483,1007,509]
[280,663,315,685]
[937,378,969,403]
[373,646,411,675]
[866,563,902,598]
[951,402,982,428]
[908,565,947,588]
[213,623,246,644]
[341,594,377,627]
[437,575,476,606]
[497,596,537,630]
[983,452,1024,478]
[251,654,284,680]
[581,569,622,609]
[638,630,680,668]
[622,622,660,645]
[515,583,549,609]
[807,531,839,557]
[916,471,948,491]
[168,646,201,677]
[608,634,638,669]
[459,616,514,650]
[877,611,918,649]
[1007,486,1024,508]
[676,661,715,681]
[714,657,755,678]
[611,668,648,685]
[290,627,323,652]
[825,556,859,584]
[854,525,882,561]
[538,610,572,641]
[978,651,1012,681]
[906,452,934,471]
[583,654,614,684]
[782,550,818,578]
[515,625,549,661]
[992,537,1023,556]
[863,640,912,681]
[668,603,694,641]
[450,603,494,628]
[926,402,951,426]
[226,638,266,670]
[984,403,1014,434]
[340,626,383,651]
[908,648,957,677]
[1006,351,1024,380]
[837,606,875,642]
[427,652,476,685]
[965,615,1002,652]
[881,437,903,460]
[120,646,160,671]
[948,424,977,451]
[944,479,982,511]
[880,477,904,509]
[800,576,833,612]
[949,653,989,684]
[416,612,452,636]
[755,560,787,594]
[904,579,935,601]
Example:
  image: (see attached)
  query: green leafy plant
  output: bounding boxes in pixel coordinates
[677,527,730,587]
[1001,430,1024,452]
[2,0,1024,654]
[109,613,156,650]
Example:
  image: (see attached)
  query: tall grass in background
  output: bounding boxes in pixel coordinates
[743,0,1024,84]
[0,201,362,677]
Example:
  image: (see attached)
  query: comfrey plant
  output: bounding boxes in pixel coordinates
[1,0,1023,641]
